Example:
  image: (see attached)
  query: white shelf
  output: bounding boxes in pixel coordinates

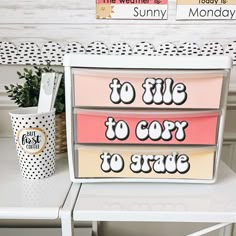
[0,138,71,220]
[73,162,236,223]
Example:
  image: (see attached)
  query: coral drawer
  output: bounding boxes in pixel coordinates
[76,145,215,180]
[73,69,224,109]
[76,110,219,145]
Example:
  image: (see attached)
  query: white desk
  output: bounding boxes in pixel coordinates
[73,162,236,236]
[0,138,71,220]
[0,138,92,236]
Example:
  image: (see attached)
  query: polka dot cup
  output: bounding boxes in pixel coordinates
[9,107,56,180]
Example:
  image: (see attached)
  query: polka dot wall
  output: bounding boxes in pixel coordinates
[0,41,236,65]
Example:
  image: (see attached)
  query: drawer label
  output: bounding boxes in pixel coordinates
[105,117,188,142]
[100,152,190,174]
[77,147,215,179]
[109,77,188,105]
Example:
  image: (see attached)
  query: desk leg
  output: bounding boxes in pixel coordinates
[60,184,81,236]
[92,221,97,236]
[92,221,100,236]
[61,214,74,236]
[186,223,233,236]
[219,224,233,236]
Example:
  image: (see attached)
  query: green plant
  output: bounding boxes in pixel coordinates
[4,63,65,114]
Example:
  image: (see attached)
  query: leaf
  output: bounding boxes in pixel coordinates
[55,102,65,114]
[57,88,64,96]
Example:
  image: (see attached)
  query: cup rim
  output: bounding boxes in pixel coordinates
[9,107,56,117]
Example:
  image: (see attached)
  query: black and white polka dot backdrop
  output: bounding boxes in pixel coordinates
[201,42,224,56]
[133,42,156,56]
[63,42,86,54]
[9,107,55,180]
[0,41,18,64]
[0,41,236,65]
[155,43,178,56]
[177,42,201,56]
[17,42,42,65]
[109,42,132,55]
[225,41,236,64]
[86,41,109,55]
[41,41,63,64]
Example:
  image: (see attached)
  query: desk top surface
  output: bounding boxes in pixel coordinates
[74,161,236,223]
[0,138,71,220]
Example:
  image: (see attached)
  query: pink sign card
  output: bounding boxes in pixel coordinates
[76,110,218,145]
[96,0,168,19]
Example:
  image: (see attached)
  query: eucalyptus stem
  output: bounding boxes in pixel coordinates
[4,63,65,114]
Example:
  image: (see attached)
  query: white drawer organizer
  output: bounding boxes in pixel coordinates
[64,54,232,184]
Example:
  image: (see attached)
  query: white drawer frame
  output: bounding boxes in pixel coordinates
[64,54,232,184]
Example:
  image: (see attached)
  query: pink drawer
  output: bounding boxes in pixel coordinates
[73,69,224,109]
[76,110,219,145]
[76,145,215,180]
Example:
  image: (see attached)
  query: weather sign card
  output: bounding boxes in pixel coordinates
[96,0,168,19]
